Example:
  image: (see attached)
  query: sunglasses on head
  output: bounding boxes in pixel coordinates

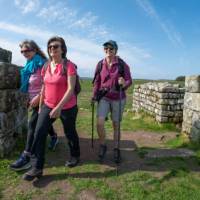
[20,49,33,54]
[48,44,61,50]
[104,46,114,51]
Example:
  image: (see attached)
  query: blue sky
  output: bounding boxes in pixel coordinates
[0,0,199,79]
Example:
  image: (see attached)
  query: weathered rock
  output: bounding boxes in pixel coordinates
[184,93,200,112]
[181,75,200,142]
[0,62,21,89]
[0,47,28,157]
[0,90,27,112]
[0,107,27,135]
[0,47,12,63]
[190,126,200,142]
[185,75,200,93]
[146,148,195,158]
[133,82,184,123]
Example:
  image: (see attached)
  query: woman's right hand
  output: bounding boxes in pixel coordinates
[38,106,41,114]
[49,106,62,118]
[29,95,40,108]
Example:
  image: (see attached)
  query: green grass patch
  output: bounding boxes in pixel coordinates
[0,79,190,200]
[121,111,178,133]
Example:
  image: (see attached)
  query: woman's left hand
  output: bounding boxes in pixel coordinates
[118,77,125,88]
[49,106,62,118]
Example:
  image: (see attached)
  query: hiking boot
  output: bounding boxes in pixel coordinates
[48,135,59,151]
[114,148,121,163]
[98,144,107,162]
[10,153,31,171]
[22,168,43,181]
[65,157,80,168]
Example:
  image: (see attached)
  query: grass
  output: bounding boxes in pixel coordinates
[76,79,179,136]
[2,79,200,200]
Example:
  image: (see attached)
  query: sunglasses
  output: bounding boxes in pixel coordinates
[48,44,61,50]
[104,47,114,51]
[21,49,33,54]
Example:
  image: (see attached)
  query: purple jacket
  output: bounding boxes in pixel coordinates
[92,56,132,100]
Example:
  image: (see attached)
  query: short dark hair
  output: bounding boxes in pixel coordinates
[47,36,67,59]
[103,40,118,51]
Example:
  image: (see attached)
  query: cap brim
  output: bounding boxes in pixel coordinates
[103,42,113,47]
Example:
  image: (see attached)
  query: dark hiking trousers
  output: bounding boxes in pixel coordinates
[25,106,56,153]
[31,104,80,169]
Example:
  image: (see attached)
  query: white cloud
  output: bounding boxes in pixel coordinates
[0,37,25,65]
[0,21,52,40]
[14,0,40,14]
[37,3,77,24]
[37,1,110,40]
[0,21,152,78]
[69,12,98,29]
[136,0,184,48]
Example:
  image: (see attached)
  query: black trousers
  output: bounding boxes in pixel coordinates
[31,104,80,169]
[25,106,56,153]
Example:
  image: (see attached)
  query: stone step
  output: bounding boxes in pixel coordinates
[146,148,195,158]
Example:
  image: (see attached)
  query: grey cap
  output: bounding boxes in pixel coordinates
[103,40,118,50]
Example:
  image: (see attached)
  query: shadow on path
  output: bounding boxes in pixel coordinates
[32,133,200,188]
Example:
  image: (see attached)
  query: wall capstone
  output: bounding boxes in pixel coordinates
[0,47,12,63]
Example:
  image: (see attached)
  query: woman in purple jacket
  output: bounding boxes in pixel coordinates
[92,40,132,163]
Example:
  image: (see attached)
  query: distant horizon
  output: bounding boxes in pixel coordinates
[0,0,199,79]
[79,76,183,81]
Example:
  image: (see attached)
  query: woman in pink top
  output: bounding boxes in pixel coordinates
[10,40,58,172]
[23,36,80,181]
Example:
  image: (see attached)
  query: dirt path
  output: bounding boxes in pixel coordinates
[3,129,198,200]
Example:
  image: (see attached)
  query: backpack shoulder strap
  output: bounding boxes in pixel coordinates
[92,59,103,84]
[117,57,125,77]
[43,60,50,74]
[62,58,78,74]
[62,58,68,74]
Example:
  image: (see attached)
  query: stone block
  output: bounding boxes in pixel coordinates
[0,108,27,135]
[156,115,168,122]
[0,136,15,157]
[0,89,28,112]
[0,47,12,63]
[190,126,200,142]
[184,93,200,112]
[194,120,200,129]
[185,75,200,93]
[0,62,21,89]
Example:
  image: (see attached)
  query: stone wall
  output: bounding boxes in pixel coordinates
[182,75,200,141]
[0,47,28,157]
[132,82,185,123]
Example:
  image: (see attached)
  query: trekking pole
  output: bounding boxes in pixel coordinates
[116,84,122,176]
[91,101,95,148]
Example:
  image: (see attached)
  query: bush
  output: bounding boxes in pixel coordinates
[175,76,185,81]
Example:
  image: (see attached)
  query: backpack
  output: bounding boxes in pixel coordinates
[92,57,125,84]
[43,58,81,95]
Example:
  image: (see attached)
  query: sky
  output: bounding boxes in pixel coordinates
[0,0,199,79]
